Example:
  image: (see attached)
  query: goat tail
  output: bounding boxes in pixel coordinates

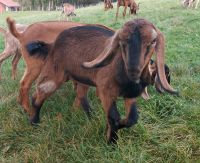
[6,17,21,39]
[0,27,6,35]
[26,41,51,59]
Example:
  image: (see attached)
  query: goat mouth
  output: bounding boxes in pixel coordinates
[128,74,141,83]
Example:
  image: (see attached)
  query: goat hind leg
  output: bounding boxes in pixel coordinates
[11,51,21,80]
[73,83,92,118]
[0,50,14,80]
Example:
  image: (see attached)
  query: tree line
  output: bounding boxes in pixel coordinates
[15,0,103,11]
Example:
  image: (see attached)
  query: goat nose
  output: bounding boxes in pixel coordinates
[127,68,141,82]
[128,68,140,76]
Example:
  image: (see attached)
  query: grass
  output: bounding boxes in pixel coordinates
[0,0,200,162]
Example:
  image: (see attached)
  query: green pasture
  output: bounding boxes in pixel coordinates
[0,0,200,162]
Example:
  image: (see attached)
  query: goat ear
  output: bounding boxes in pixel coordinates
[155,29,178,95]
[155,74,165,93]
[155,64,171,93]
[82,30,120,68]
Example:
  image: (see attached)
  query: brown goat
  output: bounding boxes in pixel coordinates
[60,3,76,21]
[104,0,113,11]
[6,18,92,117]
[116,0,139,21]
[0,24,28,80]
[28,19,177,143]
[6,18,117,118]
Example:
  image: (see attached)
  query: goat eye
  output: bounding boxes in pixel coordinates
[151,39,156,45]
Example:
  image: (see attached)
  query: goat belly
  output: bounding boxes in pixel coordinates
[70,73,96,86]
[119,82,145,98]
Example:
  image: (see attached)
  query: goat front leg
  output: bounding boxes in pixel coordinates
[118,98,138,129]
[99,89,120,144]
[31,74,66,124]
[19,66,41,116]
[73,82,92,118]
[123,6,127,18]
[11,51,21,80]
[104,0,107,11]
[115,5,120,21]
[188,0,193,7]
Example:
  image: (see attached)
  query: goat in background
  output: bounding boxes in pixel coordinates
[182,0,199,8]
[0,24,28,80]
[60,3,76,21]
[6,17,92,118]
[104,0,113,11]
[28,19,177,143]
[116,0,139,21]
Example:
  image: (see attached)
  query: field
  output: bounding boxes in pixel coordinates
[0,0,200,162]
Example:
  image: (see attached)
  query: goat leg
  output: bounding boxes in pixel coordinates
[30,71,66,124]
[118,98,138,129]
[73,82,92,118]
[19,66,41,116]
[123,6,127,18]
[104,0,107,11]
[107,102,121,144]
[0,50,13,80]
[31,94,43,124]
[11,51,21,80]
[115,5,120,21]
[99,88,120,144]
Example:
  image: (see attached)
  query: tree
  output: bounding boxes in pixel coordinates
[15,0,102,11]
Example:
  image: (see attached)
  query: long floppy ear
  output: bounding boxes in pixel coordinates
[82,30,121,68]
[155,75,165,93]
[155,64,171,93]
[155,29,178,95]
[140,65,151,100]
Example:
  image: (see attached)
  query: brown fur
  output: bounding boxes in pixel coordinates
[141,60,171,100]
[116,0,139,21]
[0,24,28,80]
[6,17,84,117]
[104,0,113,11]
[31,19,177,143]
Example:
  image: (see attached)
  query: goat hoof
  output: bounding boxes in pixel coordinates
[106,124,118,145]
[29,115,40,124]
[107,131,118,145]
